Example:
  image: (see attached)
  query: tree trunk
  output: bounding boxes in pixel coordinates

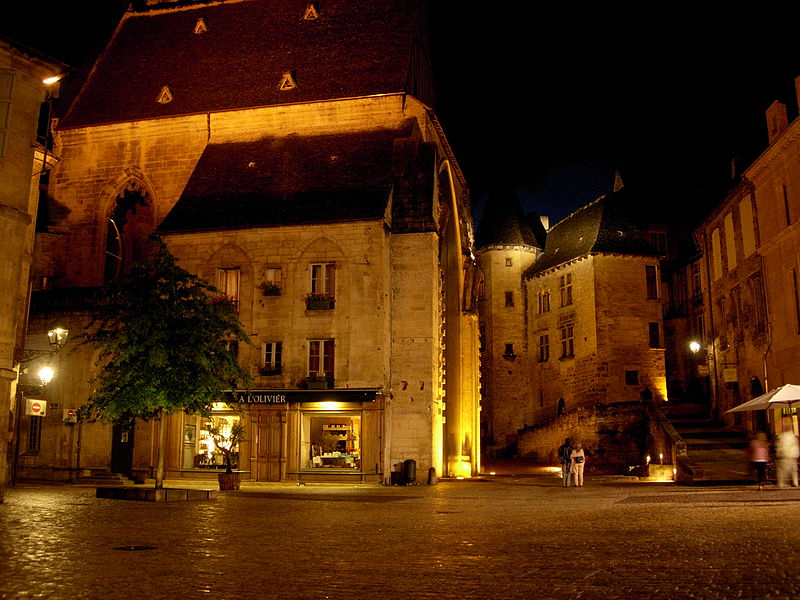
[155,412,166,489]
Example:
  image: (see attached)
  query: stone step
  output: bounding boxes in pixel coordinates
[676,428,748,439]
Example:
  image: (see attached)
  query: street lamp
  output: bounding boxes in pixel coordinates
[689,340,702,355]
[11,327,69,485]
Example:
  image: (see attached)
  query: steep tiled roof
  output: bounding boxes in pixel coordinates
[525,188,660,277]
[475,182,545,249]
[157,126,407,233]
[62,0,428,128]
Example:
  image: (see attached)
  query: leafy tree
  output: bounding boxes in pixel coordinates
[80,237,250,488]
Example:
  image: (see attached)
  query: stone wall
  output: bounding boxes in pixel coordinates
[517,402,651,475]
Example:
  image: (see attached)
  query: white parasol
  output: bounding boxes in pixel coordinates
[727,384,800,413]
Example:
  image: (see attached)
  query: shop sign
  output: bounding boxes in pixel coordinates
[723,368,738,383]
[26,398,47,416]
[226,389,378,404]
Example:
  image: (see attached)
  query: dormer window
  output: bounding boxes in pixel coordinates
[303,3,319,20]
[194,17,208,34]
[156,85,174,104]
[279,72,297,91]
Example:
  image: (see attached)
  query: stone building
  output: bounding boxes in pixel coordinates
[696,77,800,435]
[0,36,63,501]
[18,0,480,484]
[474,183,545,457]
[477,185,667,470]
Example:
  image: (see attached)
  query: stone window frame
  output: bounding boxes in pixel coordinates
[262,341,283,374]
[559,273,573,307]
[559,324,574,358]
[538,334,549,362]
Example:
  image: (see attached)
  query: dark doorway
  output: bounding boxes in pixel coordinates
[111,423,134,475]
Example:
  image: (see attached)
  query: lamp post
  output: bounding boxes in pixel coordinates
[10,327,68,485]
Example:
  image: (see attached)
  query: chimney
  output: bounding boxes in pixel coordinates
[766,100,788,144]
[795,75,800,116]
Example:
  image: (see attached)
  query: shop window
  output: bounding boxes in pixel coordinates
[308,339,334,387]
[217,267,241,312]
[184,411,242,470]
[261,341,282,375]
[560,273,573,307]
[302,413,361,470]
[27,415,42,453]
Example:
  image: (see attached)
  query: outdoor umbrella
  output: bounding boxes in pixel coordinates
[727,383,800,413]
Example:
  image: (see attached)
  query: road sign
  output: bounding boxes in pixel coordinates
[25,398,47,417]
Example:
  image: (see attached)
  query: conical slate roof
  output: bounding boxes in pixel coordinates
[525,187,660,277]
[475,183,545,250]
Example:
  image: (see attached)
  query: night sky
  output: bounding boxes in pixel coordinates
[7,3,800,229]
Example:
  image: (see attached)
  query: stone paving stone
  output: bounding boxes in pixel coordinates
[1,477,799,599]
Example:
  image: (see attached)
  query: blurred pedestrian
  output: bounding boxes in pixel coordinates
[558,438,572,487]
[748,431,769,490]
[570,443,586,487]
[776,420,799,488]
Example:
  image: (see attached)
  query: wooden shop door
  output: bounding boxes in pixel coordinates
[254,410,284,481]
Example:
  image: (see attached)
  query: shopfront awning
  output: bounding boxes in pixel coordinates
[224,389,380,405]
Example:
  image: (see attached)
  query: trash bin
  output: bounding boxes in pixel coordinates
[403,459,416,484]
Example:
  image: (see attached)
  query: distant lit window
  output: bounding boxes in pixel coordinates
[217,267,241,312]
[308,339,334,380]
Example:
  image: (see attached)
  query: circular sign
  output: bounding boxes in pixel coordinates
[31,402,42,414]
[67,409,75,418]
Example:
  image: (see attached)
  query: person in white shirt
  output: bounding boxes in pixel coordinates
[570,443,586,487]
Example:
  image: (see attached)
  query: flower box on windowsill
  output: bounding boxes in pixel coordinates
[305,295,334,310]
[260,367,282,376]
[260,282,281,296]
[306,376,333,390]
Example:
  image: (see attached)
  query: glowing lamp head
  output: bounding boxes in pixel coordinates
[689,341,701,354]
[43,74,63,85]
[37,366,54,386]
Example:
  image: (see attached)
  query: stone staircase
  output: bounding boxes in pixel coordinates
[74,470,138,486]
[662,402,752,484]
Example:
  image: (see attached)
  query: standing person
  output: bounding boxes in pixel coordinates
[570,443,586,487]
[776,420,799,488]
[558,438,572,487]
[748,432,769,491]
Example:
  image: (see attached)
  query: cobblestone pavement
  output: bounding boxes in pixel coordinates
[2,476,800,599]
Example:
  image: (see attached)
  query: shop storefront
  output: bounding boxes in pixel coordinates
[177,389,383,483]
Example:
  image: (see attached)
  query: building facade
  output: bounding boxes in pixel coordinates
[0,36,62,501]
[17,0,481,484]
[697,78,800,436]
[477,186,668,469]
